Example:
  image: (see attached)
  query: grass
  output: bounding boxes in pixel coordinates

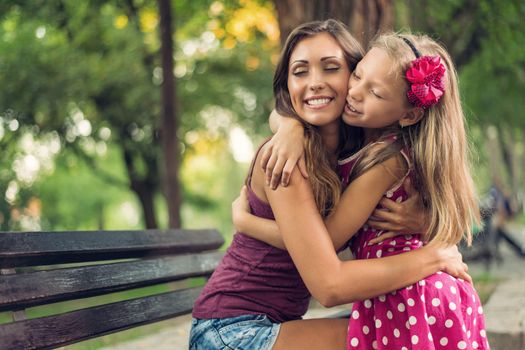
[472,272,501,304]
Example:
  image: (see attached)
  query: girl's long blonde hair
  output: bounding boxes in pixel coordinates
[273,19,364,217]
[353,32,480,245]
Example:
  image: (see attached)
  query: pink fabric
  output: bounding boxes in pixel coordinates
[338,139,490,350]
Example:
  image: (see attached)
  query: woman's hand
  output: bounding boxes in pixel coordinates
[428,241,472,284]
[367,178,429,244]
[261,118,307,190]
[231,186,250,232]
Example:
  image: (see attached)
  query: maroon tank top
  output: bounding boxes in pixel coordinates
[192,144,310,323]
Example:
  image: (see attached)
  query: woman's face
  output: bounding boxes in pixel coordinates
[287,32,350,128]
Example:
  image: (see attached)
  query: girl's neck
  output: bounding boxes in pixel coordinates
[363,126,400,145]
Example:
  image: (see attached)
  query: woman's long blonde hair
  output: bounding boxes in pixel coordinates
[273,19,364,217]
[360,32,480,245]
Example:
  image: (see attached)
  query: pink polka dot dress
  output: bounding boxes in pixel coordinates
[338,138,490,350]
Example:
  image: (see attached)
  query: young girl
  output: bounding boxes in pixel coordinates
[234,32,490,349]
[191,20,470,350]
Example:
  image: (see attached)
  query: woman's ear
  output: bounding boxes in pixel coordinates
[399,107,424,127]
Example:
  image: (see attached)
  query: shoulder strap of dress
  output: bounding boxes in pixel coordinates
[245,137,271,188]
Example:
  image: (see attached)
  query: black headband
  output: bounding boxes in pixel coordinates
[401,37,421,58]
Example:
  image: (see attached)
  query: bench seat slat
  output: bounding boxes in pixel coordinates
[0,287,202,350]
[0,229,223,268]
[0,251,223,311]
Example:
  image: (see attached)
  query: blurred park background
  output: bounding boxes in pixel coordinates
[1,0,525,348]
[1,0,525,237]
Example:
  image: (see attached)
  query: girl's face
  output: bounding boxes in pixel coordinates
[287,32,350,128]
[343,47,411,129]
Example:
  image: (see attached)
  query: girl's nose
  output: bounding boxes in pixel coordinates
[348,85,362,102]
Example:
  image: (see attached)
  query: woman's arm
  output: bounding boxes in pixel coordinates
[266,169,469,307]
[232,186,285,249]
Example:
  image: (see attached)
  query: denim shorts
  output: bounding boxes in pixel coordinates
[189,314,281,350]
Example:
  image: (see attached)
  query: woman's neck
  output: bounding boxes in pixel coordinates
[319,121,340,161]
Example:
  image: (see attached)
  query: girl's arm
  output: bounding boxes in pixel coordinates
[233,154,410,250]
[266,166,470,307]
[262,110,307,189]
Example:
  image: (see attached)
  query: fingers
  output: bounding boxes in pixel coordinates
[298,156,309,179]
[403,177,415,196]
[281,160,295,187]
[270,156,286,190]
[377,197,403,212]
[368,232,397,245]
[260,143,273,171]
[265,152,278,185]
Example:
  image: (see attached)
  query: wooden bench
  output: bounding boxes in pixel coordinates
[0,229,224,349]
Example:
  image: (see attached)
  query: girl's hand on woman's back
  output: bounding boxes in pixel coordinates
[261,116,308,190]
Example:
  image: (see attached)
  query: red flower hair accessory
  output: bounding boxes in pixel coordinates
[405,56,446,108]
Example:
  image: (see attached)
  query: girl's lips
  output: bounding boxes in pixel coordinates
[345,102,361,114]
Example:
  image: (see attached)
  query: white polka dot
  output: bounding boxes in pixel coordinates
[364,299,372,308]
[372,340,378,349]
[435,281,443,289]
[376,250,382,258]
[478,306,483,314]
[387,311,393,320]
[398,303,406,312]
[472,341,479,348]
[386,191,393,198]
[390,240,396,245]
[480,329,486,338]
[467,307,472,315]
[391,290,397,296]
[405,320,411,330]
[362,325,369,335]
[375,319,382,328]
[407,298,415,306]
[403,247,411,251]
[432,298,441,307]
[402,347,408,350]
[409,316,417,325]
[396,197,403,203]
[474,318,477,326]
[419,280,426,286]
[458,340,467,349]
[411,335,419,345]
[388,248,394,252]
[428,332,433,341]
[405,234,413,240]
[406,285,413,290]
[379,295,386,302]
[437,271,443,274]
[393,328,400,338]
[428,316,436,325]
[350,337,359,347]
[421,294,425,302]
[440,337,449,346]
[445,319,453,328]
[405,240,411,245]
[352,310,360,319]
[472,294,476,302]
[467,330,471,338]
[462,324,466,332]
[449,302,457,311]
[382,336,388,345]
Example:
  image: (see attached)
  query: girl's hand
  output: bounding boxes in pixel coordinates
[261,118,307,190]
[428,241,472,284]
[231,186,250,232]
[367,178,429,244]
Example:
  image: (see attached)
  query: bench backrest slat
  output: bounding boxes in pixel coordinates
[0,287,202,350]
[0,251,222,312]
[0,229,223,268]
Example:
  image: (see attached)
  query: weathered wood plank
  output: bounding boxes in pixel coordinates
[0,287,202,350]
[0,229,223,268]
[0,251,222,311]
